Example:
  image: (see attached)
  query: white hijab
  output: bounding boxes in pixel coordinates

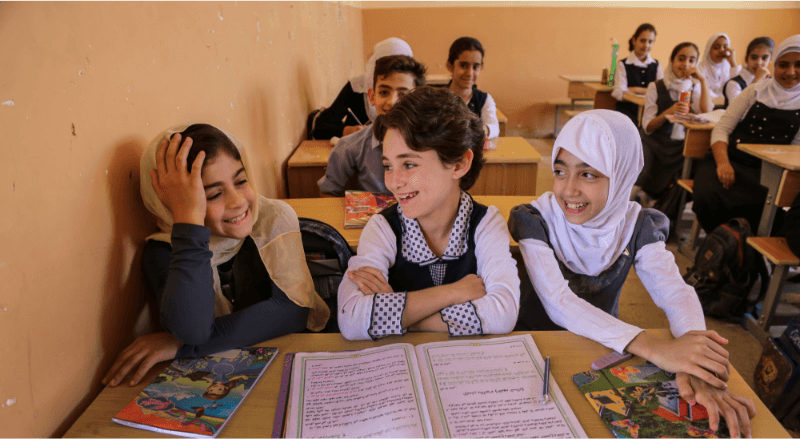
[349,38,413,122]
[699,33,734,96]
[140,123,329,330]
[755,34,800,110]
[663,45,699,139]
[532,110,643,276]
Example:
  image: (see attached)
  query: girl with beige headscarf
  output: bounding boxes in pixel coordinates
[103,123,329,387]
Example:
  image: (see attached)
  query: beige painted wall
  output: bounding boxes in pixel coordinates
[363,5,800,136]
[0,2,363,436]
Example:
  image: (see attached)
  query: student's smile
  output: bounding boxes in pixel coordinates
[775,52,800,89]
[448,50,483,91]
[368,71,416,117]
[552,149,610,225]
[202,153,256,239]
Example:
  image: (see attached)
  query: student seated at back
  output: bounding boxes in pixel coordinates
[693,35,800,234]
[445,37,500,139]
[612,23,663,125]
[635,42,712,206]
[698,33,742,99]
[102,123,329,387]
[317,55,426,196]
[312,38,413,140]
[509,110,755,438]
[723,37,774,108]
[338,86,520,341]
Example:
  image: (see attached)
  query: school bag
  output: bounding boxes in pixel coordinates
[754,316,800,423]
[682,218,768,322]
[298,217,353,333]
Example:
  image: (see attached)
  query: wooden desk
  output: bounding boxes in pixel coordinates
[622,91,646,126]
[559,75,602,108]
[712,96,725,108]
[496,108,507,137]
[585,82,615,111]
[426,73,451,86]
[64,330,790,438]
[286,137,542,198]
[285,195,534,252]
[736,144,800,237]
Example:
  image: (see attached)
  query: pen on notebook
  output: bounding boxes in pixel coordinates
[347,108,364,126]
[543,355,550,404]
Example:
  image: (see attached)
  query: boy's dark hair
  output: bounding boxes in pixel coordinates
[628,23,656,52]
[448,37,484,65]
[670,42,699,62]
[374,86,485,191]
[746,36,775,58]
[176,124,241,172]
[372,55,427,89]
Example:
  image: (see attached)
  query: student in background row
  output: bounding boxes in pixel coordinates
[103,124,329,386]
[317,55,426,196]
[635,42,712,204]
[693,34,800,234]
[311,38,413,140]
[509,110,755,438]
[723,37,774,108]
[446,37,500,139]
[612,23,663,126]
[698,33,741,99]
[338,87,519,341]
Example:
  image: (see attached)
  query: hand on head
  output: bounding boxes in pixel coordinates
[676,372,756,438]
[102,332,182,387]
[150,133,207,226]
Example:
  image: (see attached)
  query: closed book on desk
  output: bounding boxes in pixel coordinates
[344,190,396,229]
[281,334,585,438]
[573,363,729,438]
[112,347,278,438]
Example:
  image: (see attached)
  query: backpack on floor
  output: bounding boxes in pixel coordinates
[682,218,768,321]
[298,217,353,333]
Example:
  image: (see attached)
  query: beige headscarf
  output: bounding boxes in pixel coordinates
[140,123,329,331]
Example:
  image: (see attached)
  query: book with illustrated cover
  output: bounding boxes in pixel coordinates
[344,190,397,229]
[112,347,278,438]
[279,334,585,438]
[572,363,729,438]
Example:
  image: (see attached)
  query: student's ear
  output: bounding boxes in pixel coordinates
[446,61,454,74]
[452,149,474,180]
[368,87,376,107]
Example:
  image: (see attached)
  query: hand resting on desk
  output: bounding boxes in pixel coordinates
[677,372,756,438]
[102,332,181,387]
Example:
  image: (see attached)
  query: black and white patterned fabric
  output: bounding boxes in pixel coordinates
[399,191,472,266]
[441,302,483,336]
[368,292,406,340]
[429,263,446,286]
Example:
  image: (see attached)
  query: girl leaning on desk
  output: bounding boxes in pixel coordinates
[102,123,329,387]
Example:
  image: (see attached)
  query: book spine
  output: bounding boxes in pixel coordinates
[272,353,295,438]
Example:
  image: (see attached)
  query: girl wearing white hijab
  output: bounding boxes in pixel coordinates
[103,123,329,387]
[637,42,712,207]
[698,33,742,98]
[693,34,800,234]
[311,38,413,140]
[509,110,755,438]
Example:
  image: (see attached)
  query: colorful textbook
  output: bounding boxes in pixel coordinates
[344,190,396,228]
[112,347,278,438]
[572,363,730,438]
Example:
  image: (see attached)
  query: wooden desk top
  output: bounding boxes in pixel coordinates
[713,96,726,107]
[496,108,507,123]
[559,74,602,83]
[622,90,645,106]
[288,137,541,168]
[585,82,613,92]
[679,121,716,131]
[64,330,789,438]
[426,73,451,86]
[737,144,800,171]
[285,195,534,250]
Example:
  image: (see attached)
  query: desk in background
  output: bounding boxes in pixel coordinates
[558,75,601,108]
[286,137,542,198]
[496,108,507,137]
[426,73,450,86]
[64,330,789,438]
[585,82,614,111]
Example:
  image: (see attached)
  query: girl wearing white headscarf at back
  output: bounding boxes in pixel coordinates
[311,38,413,140]
[698,33,742,98]
[102,123,329,388]
[693,34,800,235]
[509,110,756,438]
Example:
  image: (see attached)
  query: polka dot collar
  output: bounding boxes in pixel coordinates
[398,191,473,266]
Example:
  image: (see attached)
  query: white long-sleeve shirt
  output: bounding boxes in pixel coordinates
[711,84,800,146]
[642,80,703,138]
[722,68,755,105]
[338,205,520,341]
[481,92,500,139]
[612,53,664,101]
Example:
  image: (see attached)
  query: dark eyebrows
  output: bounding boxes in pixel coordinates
[382,152,421,161]
[553,158,594,169]
[203,167,246,190]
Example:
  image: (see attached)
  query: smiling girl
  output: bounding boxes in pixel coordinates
[698,33,742,99]
[337,87,519,340]
[723,37,775,108]
[446,37,500,139]
[509,110,756,438]
[102,124,329,387]
[693,35,800,234]
[612,23,664,125]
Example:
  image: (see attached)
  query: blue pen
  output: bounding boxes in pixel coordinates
[543,355,550,404]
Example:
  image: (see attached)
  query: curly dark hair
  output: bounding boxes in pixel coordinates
[176,123,240,172]
[373,55,427,89]
[374,86,485,191]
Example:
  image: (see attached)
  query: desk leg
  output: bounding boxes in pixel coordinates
[757,162,783,237]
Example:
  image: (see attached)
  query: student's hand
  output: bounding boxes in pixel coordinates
[102,332,182,387]
[348,266,392,295]
[629,86,647,95]
[451,274,487,304]
[342,125,364,137]
[151,133,207,225]
[676,373,756,438]
[725,49,738,66]
[754,67,771,83]
[688,67,706,83]
[717,162,736,189]
[667,101,689,115]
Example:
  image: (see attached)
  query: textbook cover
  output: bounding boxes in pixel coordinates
[112,347,278,438]
[572,363,729,438]
[344,190,397,229]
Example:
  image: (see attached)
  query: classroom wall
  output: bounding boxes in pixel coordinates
[0,2,363,436]
[362,4,800,137]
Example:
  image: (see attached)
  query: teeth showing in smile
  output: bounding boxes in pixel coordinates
[566,202,587,210]
[398,192,418,200]
[226,212,247,223]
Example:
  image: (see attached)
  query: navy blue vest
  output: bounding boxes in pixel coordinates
[727,102,800,168]
[616,59,660,125]
[380,198,488,292]
[723,75,748,109]
[467,85,488,118]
